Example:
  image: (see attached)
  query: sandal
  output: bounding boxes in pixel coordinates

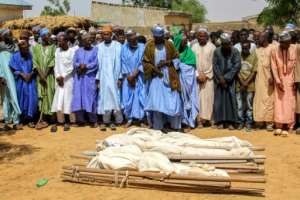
[64,124,70,132]
[13,124,23,130]
[266,124,274,132]
[99,124,107,131]
[124,122,132,128]
[217,124,224,129]
[70,123,79,127]
[274,129,282,136]
[281,131,289,137]
[197,123,204,129]
[50,125,58,133]
[3,124,13,131]
[35,121,49,130]
[28,122,36,128]
[110,124,117,131]
[228,124,235,130]
[90,123,98,128]
[140,122,149,128]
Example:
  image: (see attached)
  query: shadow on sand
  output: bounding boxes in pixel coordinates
[0,142,40,163]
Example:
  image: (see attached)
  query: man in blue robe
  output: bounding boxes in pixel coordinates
[121,30,145,127]
[173,32,199,129]
[143,25,182,131]
[0,29,22,131]
[9,40,38,127]
[96,26,123,131]
[72,33,98,127]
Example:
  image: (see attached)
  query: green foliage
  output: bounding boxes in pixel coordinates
[122,0,172,8]
[171,0,206,23]
[40,0,71,16]
[122,0,206,23]
[257,0,300,27]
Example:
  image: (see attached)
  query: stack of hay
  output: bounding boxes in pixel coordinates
[1,16,96,37]
[62,128,266,196]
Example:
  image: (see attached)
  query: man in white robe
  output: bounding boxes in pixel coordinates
[192,28,216,128]
[51,32,77,132]
[97,26,123,131]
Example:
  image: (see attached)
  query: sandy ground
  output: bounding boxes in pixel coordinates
[0,126,300,200]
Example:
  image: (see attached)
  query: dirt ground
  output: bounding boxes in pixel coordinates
[0,126,300,200]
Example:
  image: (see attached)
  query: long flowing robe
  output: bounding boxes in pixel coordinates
[51,46,77,114]
[271,45,296,125]
[173,34,199,128]
[295,44,300,114]
[143,43,182,129]
[0,51,21,124]
[72,47,98,113]
[192,42,215,121]
[121,43,145,121]
[32,44,55,115]
[96,41,122,114]
[213,47,241,123]
[9,52,38,118]
[253,45,274,122]
[173,59,199,128]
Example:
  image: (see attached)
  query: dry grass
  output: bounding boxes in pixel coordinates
[1,16,95,35]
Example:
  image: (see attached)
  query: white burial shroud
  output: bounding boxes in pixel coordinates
[88,128,254,177]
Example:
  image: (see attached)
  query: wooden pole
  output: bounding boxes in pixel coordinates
[62,166,266,183]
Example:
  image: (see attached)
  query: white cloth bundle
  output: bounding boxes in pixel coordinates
[96,128,253,153]
[88,128,255,177]
[88,146,229,177]
[138,152,175,174]
[88,145,142,170]
[173,163,229,177]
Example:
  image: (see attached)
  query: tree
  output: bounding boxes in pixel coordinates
[257,0,300,27]
[171,0,206,23]
[40,0,71,16]
[122,0,206,23]
[122,0,172,8]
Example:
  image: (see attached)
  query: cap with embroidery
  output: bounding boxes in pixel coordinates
[279,31,291,42]
[151,25,164,37]
[220,33,231,44]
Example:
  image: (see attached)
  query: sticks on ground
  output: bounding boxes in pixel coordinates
[62,165,265,196]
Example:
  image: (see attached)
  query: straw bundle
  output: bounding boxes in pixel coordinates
[1,16,95,33]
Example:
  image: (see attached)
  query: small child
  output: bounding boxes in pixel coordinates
[236,41,257,131]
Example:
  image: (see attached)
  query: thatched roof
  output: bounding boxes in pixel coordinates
[1,16,96,32]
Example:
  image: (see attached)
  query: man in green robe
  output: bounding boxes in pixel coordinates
[32,28,55,130]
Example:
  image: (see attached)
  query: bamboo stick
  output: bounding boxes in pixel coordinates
[180,158,265,164]
[70,155,91,160]
[61,174,264,192]
[251,146,266,151]
[63,170,231,188]
[61,174,228,189]
[61,175,264,195]
[168,155,266,161]
[71,154,266,162]
[62,166,266,183]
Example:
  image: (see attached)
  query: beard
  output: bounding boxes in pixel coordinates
[221,46,232,57]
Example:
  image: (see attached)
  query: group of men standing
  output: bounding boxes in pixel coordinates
[0,23,300,136]
[192,25,300,136]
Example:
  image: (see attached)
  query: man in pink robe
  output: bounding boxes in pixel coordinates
[271,31,297,136]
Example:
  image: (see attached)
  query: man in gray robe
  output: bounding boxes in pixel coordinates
[213,33,241,130]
